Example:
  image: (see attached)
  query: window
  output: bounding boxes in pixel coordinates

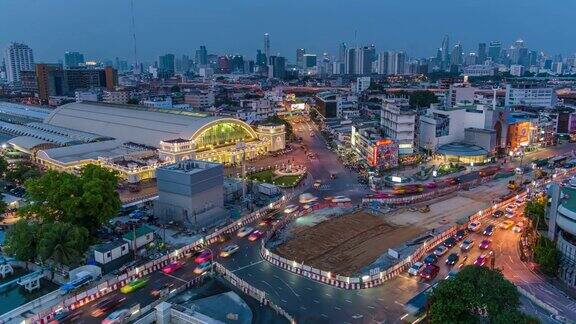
[106,252,112,258]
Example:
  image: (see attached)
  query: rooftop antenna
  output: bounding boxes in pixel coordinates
[130,0,139,74]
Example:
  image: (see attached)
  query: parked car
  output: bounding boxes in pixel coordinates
[162,261,184,274]
[483,225,494,236]
[445,253,460,266]
[500,220,514,230]
[479,239,491,250]
[424,254,438,264]
[237,226,254,238]
[194,250,213,263]
[460,239,474,251]
[420,264,440,280]
[492,210,504,218]
[248,230,264,241]
[220,244,239,257]
[455,229,467,241]
[433,245,449,256]
[408,262,425,276]
[468,221,481,232]
[283,205,299,214]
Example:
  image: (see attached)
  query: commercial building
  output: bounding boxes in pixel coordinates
[380,102,416,155]
[154,160,225,227]
[314,91,359,119]
[463,64,495,77]
[184,90,215,110]
[446,83,477,108]
[158,54,175,78]
[4,42,34,84]
[505,82,557,108]
[547,183,576,288]
[103,90,130,104]
[351,125,398,170]
[64,51,85,68]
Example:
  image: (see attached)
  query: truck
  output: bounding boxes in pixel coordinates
[257,183,280,197]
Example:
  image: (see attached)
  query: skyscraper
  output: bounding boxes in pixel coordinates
[4,42,34,84]
[64,51,85,68]
[338,42,347,63]
[488,41,501,62]
[376,52,390,75]
[441,35,450,70]
[357,45,376,75]
[450,43,463,67]
[477,43,487,63]
[268,55,285,79]
[296,48,305,68]
[394,51,406,75]
[256,50,267,67]
[264,33,270,61]
[303,54,317,68]
[195,45,208,66]
[158,54,175,78]
[345,47,356,74]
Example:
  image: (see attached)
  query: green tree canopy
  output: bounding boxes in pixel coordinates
[533,236,560,276]
[5,161,40,185]
[21,164,121,233]
[429,266,523,323]
[409,90,439,109]
[4,219,40,264]
[0,155,8,176]
[524,196,547,230]
[37,222,89,266]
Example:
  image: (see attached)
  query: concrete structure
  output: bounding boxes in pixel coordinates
[4,42,34,84]
[123,225,155,250]
[380,102,416,155]
[446,83,477,108]
[154,160,226,227]
[184,90,215,110]
[463,64,495,77]
[93,240,130,265]
[547,183,576,288]
[103,90,130,104]
[352,76,371,93]
[351,125,398,170]
[505,82,557,108]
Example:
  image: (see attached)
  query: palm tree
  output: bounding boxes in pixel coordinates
[38,222,88,267]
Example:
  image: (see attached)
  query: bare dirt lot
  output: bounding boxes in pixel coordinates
[276,211,424,276]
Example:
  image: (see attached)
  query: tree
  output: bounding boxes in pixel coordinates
[170,85,181,93]
[21,164,121,234]
[533,236,560,276]
[429,266,522,323]
[0,155,8,176]
[127,98,140,105]
[5,161,40,185]
[37,222,89,266]
[524,197,547,230]
[409,90,439,109]
[0,195,7,214]
[492,309,540,324]
[4,220,40,266]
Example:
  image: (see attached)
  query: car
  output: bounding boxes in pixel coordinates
[120,277,149,294]
[194,250,213,263]
[331,196,351,203]
[248,230,264,241]
[455,229,467,241]
[330,173,337,179]
[162,261,184,274]
[505,209,515,218]
[220,244,239,257]
[492,210,504,218]
[512,222,524,233]
[48,310,81,324]
[443,237,457,248]
[516,197,525,204]
[215,233,231,243]
[500,220,514,230]
[193,261,213,274]
[299,193,319,204]
[313,180,322,188]
[445,253,460,266]
[420,264,440,280]
[433,245,449,256]
[423,254,438,264]
[90,295,126,317]
[303,202,319,209]
[151,283,175,298]
[408,262,425,276]
[259,216,277,226]
[506,204,517,213]
[460,239,474,251]
[283,204,299,214]
[474,252,493,267]
[237,226,254,237]
[468,221,481,232]
[101,309,130,324]
[425,182,438,189]
[483,225,494,236]
[479,239,491,250]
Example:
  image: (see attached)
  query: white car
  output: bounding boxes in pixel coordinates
[512,222,524,233]
[505,209,515,218]
[408,262,425,276]
[468,221,481,232]
[283,204,299,214]
[332,196,351,203]
[237,226,254,238]
[193,262,213,275]
[219,244,239,257]
[433,245,448,256]
[102,309,130,324]
[313,180,322,188]
[299,193,318,204]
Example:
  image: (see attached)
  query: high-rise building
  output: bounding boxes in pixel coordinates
[158,54,175,78]
[217,56,230,74]
[230,55,244,74]
[296,48,305,68]
[338,42,347,63]
[345,47,356,74]
[4,42,35,84]
[376,52,390,75]
[477,43,487,63]
[356,45,376,75]
[450,43,463,67]
[36,63,65,104]
[264,33,270,61]
[256,50,267,67]
[195,46,208,66]
[441,35,450,70]
[488,41,502,62]
[303,54,317,68]
[64,51,85,68]
[394,51,406,75]
[268,55,286,79]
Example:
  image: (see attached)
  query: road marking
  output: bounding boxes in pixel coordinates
[367,305,375,309]
[281,299,287,303]
[160,272,188,283]
[395,300,405,306]
[301,306,307,310]
[377,298,385,302]
[334,306,342,310]
[313,299,319,303]
[325,293,332,297]
[321,314,328,318]
[306,287,312,291]
[260,280,281,297]
[345,299,352,303]
[231,260,264,273]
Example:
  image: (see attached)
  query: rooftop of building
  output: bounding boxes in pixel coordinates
[437,142,488,157]
[36,140,143,164]
[93,240,128,253]
[123,225,155,241]
[160,160,222,175]
[560,186,576,214]
[0,101,52,120]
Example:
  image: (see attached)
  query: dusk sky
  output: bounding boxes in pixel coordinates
[1,0,575,63]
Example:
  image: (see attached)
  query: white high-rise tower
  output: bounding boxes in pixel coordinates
[4,42,34,84]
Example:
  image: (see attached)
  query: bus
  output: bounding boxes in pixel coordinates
[59,271,94,295]
[393,184,424,196]
[478,166,501,177]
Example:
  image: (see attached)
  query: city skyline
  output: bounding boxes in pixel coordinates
[1,0,575,63]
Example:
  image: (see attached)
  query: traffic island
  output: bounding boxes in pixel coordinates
[246,165,306,188]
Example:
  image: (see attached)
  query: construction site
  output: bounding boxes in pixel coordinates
[274,178,513,277]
